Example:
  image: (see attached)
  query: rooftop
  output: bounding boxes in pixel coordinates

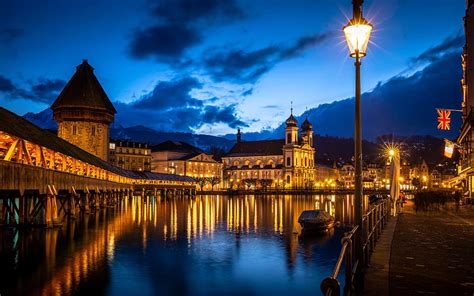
[51,60,117,114]
[226,139,285,157]
[151,140,204,154]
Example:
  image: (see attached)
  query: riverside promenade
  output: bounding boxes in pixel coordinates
[364,200,474,295]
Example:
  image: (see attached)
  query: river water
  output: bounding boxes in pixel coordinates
[0,194,358,296]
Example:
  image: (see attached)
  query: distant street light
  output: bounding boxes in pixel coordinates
[343,0,373,277]
[389,149,396,157]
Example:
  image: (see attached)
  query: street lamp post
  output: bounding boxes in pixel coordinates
[343,0,373,278]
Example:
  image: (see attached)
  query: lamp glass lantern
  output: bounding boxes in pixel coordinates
[343,18,373,58]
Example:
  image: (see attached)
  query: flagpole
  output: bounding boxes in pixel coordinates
[436,108,462,112]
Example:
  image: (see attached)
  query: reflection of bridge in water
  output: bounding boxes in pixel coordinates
[0,107,196,227]
[0,194,357,295]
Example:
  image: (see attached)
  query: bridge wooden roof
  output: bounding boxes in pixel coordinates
[51,60,117,114]
[0,107,193,182]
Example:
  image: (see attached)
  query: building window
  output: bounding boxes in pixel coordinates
[91,126,96,136]
[72,125,77,135]
[287,133,291,144]
[286,175,291,183]
[286,157,291,166]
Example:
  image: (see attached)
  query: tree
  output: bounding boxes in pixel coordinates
[196,177,209,191]
[209,176,221,190]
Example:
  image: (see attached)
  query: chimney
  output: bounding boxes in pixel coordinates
[237,128,241,144]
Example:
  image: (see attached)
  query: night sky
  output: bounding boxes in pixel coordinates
[0,0,465,137]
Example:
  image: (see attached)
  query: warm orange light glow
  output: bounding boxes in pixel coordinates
[343,19,372,58]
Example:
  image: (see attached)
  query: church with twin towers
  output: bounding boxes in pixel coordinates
[222,110,317,189]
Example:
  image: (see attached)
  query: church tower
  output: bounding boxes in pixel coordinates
[301,117,313,147]
[51,60,116,161]
[284,109,298,145]
[283,107,298,187]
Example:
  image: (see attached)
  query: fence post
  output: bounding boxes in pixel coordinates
[344,236,353,293]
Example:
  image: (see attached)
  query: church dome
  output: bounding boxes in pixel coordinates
[285,114,298,127]
[302,118,312,131]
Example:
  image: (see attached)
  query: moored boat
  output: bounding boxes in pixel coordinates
[298,210,335,233]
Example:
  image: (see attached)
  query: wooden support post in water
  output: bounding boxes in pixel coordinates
[48,185,60,226]
[69,187,77,218]
[18,192,26,226]
[83,187,90,213]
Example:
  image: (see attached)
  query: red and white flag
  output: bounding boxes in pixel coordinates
[437,109,451,130]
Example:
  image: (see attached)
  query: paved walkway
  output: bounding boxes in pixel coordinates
[364,200,474,295]
[363,213,398,296]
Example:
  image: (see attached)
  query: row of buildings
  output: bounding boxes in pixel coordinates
[49,60,456,191]
[106,114,454,191]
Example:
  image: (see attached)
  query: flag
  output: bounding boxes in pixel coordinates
[437,109,451,130]
[444,141,454,158]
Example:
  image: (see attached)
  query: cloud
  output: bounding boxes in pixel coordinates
[411,33,463,65]
[152,0,244,24]
[0,28,24,42]
[132,77,203,110]
[0,75,16,92]
[0,76,65,104]
[262,105,279,109]
[242,88,253,96]
[30,79,66,102]
[203,32,330,83]
[202,105,246,128]
[203,46,278,83]
[280,32,332,59]
[128,24,201,60]
[115,76,248,132]
[128,0,244,61]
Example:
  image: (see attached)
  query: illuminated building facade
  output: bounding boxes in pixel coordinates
[315,163,339,188]
[222,113,316,189]
[109,140,151,171]
[151,141,222,189]
[458,0,474,196]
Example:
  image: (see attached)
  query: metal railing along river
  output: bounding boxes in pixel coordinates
[320,197,392,296]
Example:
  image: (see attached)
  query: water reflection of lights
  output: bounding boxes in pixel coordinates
[3,194,358,295]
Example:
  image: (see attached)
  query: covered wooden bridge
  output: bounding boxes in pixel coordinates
[0,107,196,227]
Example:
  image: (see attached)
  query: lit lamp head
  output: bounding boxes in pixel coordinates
[343,17,373,58]
[389,149,395,157]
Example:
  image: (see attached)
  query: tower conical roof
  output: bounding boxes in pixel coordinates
[302,118,312,131]
[51,60,116,114]
[285,114,298,127]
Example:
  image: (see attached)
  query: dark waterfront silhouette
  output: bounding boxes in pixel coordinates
[0,194,358,296]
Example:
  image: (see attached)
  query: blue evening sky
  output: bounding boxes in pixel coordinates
[0,0,464,135]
